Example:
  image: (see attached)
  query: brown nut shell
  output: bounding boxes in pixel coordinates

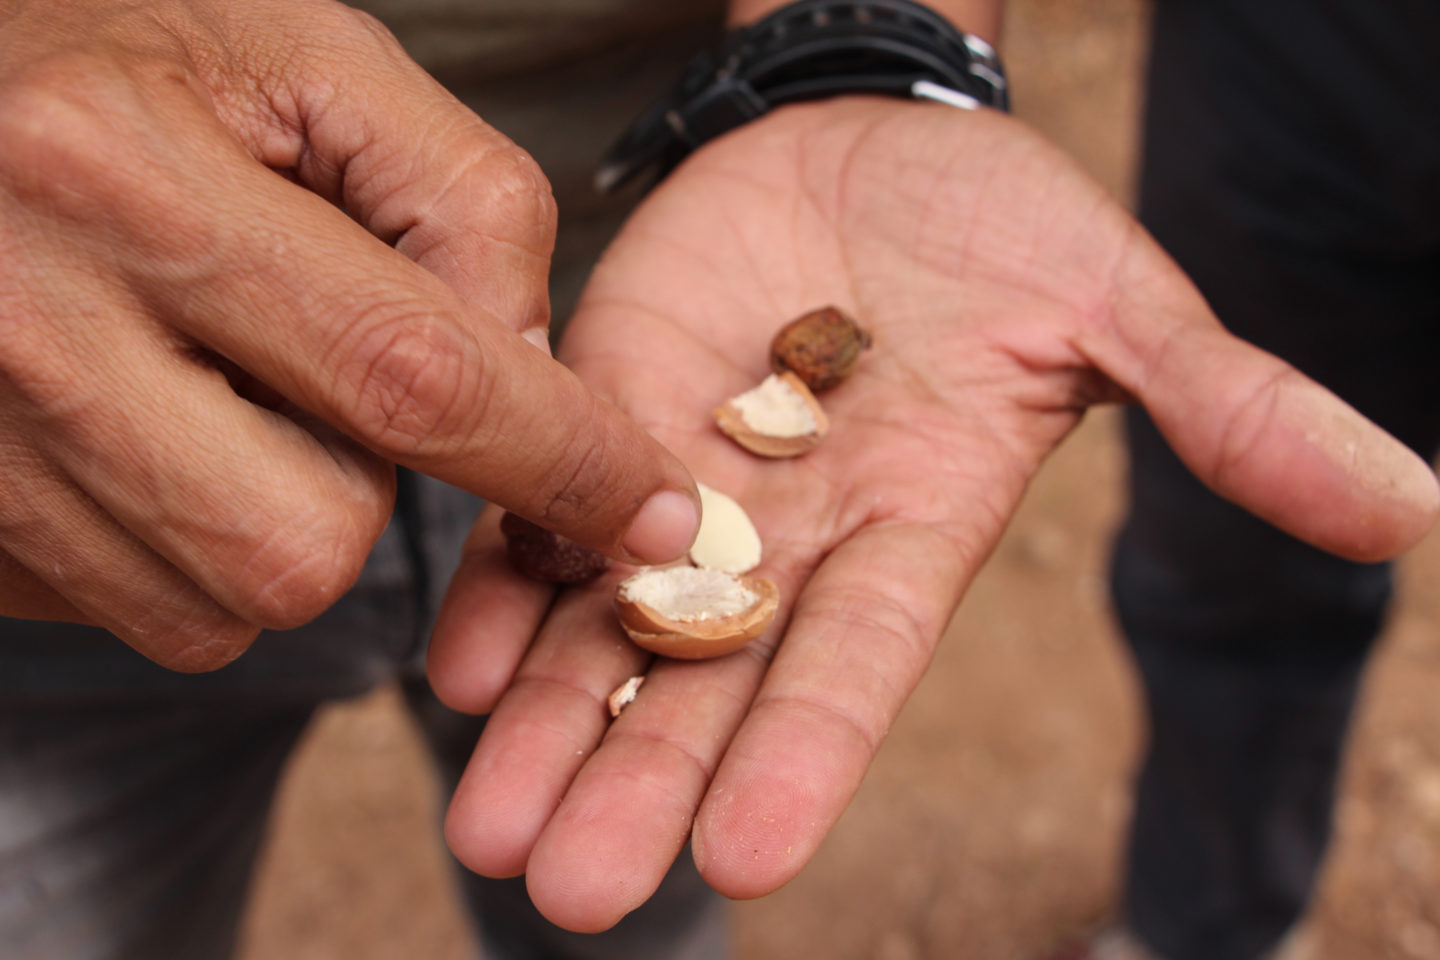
[500,511,610,584]
[614,569,779,660]
[770,306,872,391]
[713,371,829,459]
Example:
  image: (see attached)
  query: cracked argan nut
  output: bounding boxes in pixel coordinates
[714,371,828,458]
[500,511,610,584]
[689,483,762,574]
[615,566,779,659]
[770,306,872,391]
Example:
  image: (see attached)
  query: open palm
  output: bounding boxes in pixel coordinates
[428,100,1436,931]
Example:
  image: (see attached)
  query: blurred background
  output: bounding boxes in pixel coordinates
[234,2,1440,958]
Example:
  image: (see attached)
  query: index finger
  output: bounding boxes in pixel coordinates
[89,99,698,562]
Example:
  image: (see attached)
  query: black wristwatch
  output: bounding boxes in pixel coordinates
[595,0,1008,194]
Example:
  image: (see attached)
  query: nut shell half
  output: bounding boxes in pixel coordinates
[615,568,779,659]
[714,371,829,458]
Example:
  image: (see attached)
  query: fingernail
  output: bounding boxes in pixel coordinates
[521,326,553,357]
[623,489,700,563]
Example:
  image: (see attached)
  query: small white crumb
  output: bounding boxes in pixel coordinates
[607,675,646,717]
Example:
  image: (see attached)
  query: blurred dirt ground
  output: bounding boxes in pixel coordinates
[235,2,1440,958]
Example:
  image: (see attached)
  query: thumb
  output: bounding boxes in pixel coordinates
[435,321,703,564]
[1089,266,1438,563]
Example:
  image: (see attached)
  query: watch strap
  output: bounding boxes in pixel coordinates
[596,0,1008,194]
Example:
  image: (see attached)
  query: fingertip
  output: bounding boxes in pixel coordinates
[621,487,701,564]
[1260,381,1440,563]
[426,561,514,714]
[1410,459,1440,542]
[525,820,677,934]
[443,788,529,880]
[136,616,261,674]
[691,782,814,901]
[525,868,632,934]
[690,736,846,902]
[1388,438,1439,532]
[1341,434,1440,562]
[427,523,556,714]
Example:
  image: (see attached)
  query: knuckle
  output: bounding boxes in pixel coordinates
[533,394,624,527]
[1211,367,1290,490]
[331,309,484,459]
[143,610,261,674]
[0,55,137,205]
[283,4,412,80]
[233,502,379,630]
[0,315,63,398]
[476,146,558,249]
[336,5,406,53]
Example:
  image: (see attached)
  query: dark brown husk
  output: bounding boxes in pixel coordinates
[500,512,610,584]
[770,306,872,392]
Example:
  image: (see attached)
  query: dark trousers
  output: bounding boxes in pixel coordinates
[1112,2,1440,958]
[0,473,728,960]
